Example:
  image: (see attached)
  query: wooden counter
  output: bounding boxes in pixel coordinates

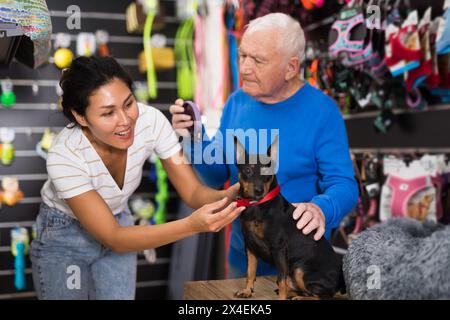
[184,276,347,300]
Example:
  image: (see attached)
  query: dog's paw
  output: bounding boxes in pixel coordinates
[234,288,253,298]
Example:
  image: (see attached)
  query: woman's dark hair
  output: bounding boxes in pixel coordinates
[60,56,133,126]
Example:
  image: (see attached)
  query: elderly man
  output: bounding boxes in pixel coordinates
[170,13,358,277]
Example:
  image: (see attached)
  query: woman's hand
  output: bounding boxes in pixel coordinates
[187,197,245,233]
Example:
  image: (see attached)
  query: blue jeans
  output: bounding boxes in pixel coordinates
[30,203,137,300]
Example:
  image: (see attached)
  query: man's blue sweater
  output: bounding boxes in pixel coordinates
[183,83,358,275]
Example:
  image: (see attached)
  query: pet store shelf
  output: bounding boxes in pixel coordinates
[0,173,48,181]
[0,259,169,277]
[135,280,168,288]
[50,10,179,23]
[0,279,168,300]
[51,33,141,44]
[49,33,180,46]
[13,150,39,157]
[0,292,37,300]
[0,269,32,277]
[1,102,170,111]
[137,257,170,266]
[0,195,179,206]
[0,220,35,229]
[304,16,334,32]
[343,104,450,120]
[1,103,59,111]
[351,147,450,154]
[0,79,177,89]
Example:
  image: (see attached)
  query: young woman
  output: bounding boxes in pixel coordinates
[30,56,244,300]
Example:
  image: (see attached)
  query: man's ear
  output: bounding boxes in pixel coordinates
[285,56,300,81]
[71,110,88,127]
[234,136,247,165]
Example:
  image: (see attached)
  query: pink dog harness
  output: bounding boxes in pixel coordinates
[387,175,433,218]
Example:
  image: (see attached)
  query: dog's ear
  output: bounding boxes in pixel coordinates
[267,135,279,165]
[234,136,247,165]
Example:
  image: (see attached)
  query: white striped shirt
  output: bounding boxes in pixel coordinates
[41,103,181,218]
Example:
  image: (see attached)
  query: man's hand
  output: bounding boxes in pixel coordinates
[169,98,192,138]
[292,202,325,241]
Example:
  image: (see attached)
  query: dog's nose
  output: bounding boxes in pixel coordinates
[254,186,264,196]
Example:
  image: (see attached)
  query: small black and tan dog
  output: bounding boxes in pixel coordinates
[233,137,345,300]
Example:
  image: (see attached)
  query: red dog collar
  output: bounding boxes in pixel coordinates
[236,185,281,207]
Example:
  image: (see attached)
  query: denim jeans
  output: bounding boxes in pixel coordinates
[30,203,137,300]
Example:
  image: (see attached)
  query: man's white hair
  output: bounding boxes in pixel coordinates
[245,13,305,62]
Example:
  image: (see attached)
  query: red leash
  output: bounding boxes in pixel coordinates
[236,185,281,207]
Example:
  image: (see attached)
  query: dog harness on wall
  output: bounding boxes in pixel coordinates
[386,175,433,218]
[329,5,367,57]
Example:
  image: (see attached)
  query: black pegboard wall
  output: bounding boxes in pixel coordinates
[0,0,180,300]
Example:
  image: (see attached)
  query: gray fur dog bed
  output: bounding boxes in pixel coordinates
[343,218,450,299]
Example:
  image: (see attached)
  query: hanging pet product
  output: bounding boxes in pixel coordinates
[1,79,16,108]
[31,81,39,96]
[142,0,159,99]
[127,0,167,33]
[436,0,450,55]
[133,82,150,103]
[131,198,155,224]
[404,8,432,92]
[76,32,96,57]
[95,30,110,57]
[53,33,73,69]
[152,157,168,225]
[192,1,208,111]
[0,128,15,166]
[361,153,381,228]
[380,155,439,222]
[130,197,157,263]
[225,1,241,93]
[427,17,444,91]
[0,0,52,68]
[435,4,450,95]
[301,0,325,10]
[138,34,175,73]
[35,128,57,160]
[0,177,24,206]
[384,11,422,78]
[0,22,23,67]
[55,83,63,111]
[175,18,196,100]
[131,155,169,264]
[328,0,367,59]
[126,1,145,34]
[175,0,197,101]
[11,228,29,291]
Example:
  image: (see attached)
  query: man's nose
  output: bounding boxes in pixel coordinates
[239,58,252,75]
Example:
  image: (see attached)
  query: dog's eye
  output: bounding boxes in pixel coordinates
[244,167,253,176]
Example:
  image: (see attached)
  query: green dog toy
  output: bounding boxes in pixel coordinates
[1,80,16,108]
